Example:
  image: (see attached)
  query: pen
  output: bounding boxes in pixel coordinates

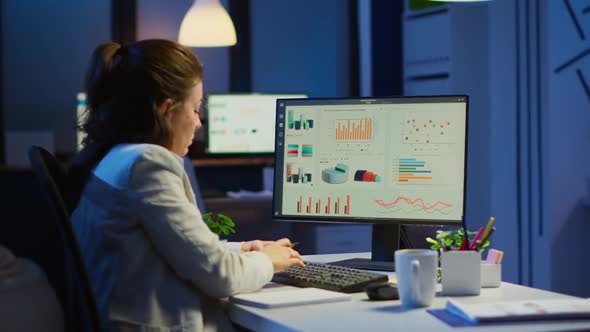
[290,242,300,249]
[459,238,468,251]
[481,217,495,242]
[475,226,496,251]
[494,250,504,264]
[469,226,485,250]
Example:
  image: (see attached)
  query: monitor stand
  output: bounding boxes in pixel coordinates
[328,224,400,271]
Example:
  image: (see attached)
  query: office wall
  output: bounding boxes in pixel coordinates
[547,0,590,297]
[489,0,590,295]
[2,0,110,156]
[488,0,520,286]
[488,0,590,295]
[250,0,351,97]
[488,0,552,290]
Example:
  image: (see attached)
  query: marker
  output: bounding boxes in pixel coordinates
[481,217,495,242]
[475,227,496,251]
[495,251,504,264]
[469,226,485,250]
[459,238,468,251]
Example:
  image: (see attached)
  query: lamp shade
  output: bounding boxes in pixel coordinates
[178,0,237,47]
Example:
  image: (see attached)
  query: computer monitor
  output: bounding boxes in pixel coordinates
[272,95,468,271]
[206,93,307,155]
[76,92,87,152]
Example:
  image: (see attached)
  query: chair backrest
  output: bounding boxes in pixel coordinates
[183,156,207,214]
[28,146,103,332]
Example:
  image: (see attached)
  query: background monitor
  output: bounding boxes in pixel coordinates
[272,95,468,270]
[206,93,307,155]
[76,92,87,152]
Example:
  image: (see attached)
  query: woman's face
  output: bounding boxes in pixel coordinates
[167,80,203,156]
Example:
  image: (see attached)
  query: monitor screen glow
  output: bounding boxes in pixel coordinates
[273,96,468,224]
[272,95,469,270]
[206,93,307,154]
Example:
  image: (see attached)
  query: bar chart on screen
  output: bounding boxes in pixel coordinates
[334,118,373,141]
[295,194,351,215]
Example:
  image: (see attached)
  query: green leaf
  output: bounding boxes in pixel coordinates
[217,214,235,227]
[427,228,486,249]
[436,230,454,239]
[426,237,438,245]
[426,237,441,250]
[202,212,213,222]
[220,226,230,236]
[204,212,236,237]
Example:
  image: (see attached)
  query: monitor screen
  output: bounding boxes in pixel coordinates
[76,92,87,152]
[273,95,468,270]
[206,93,307,154]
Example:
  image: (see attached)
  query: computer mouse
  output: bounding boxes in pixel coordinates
[365,282,399,301]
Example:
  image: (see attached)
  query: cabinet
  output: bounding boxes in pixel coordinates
[294,224,372,254]
[191,157,272,197]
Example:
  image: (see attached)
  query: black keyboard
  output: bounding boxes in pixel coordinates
[272,261,389,293]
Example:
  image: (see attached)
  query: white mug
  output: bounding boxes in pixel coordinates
[395,249,437,308]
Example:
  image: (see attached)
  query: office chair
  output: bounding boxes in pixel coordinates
[28,146,103,332]
[183,156,207,213]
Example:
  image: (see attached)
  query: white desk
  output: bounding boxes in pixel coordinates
[228,252,590,331]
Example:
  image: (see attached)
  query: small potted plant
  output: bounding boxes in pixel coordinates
[426,229,490,282]
[203,212,236,239]
[426,229,489,252]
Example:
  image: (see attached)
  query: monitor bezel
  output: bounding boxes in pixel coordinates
[271,94,469,227]
[205,92,308,157]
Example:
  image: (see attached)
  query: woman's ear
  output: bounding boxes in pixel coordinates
[158,99,174,118]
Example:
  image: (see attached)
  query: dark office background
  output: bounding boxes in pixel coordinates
[1,0,590,298]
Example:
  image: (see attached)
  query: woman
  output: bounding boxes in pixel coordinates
[69,39,304,331]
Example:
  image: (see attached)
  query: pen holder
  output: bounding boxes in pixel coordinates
[480,262,502,288]
[441,251,481,296]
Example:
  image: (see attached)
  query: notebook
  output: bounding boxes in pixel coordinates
[446,298,590,324]
[230,287,352,309]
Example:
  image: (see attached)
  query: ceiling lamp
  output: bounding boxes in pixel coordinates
[178,0,237,47]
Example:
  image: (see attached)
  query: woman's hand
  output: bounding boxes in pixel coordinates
[240,238,304,272]
[240,238,295,252]
[261,243,305,273]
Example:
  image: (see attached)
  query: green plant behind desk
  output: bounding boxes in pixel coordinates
[203,212,236,238]
[426,229,490,251]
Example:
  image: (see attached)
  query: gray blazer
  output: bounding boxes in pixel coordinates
[71,144,273,332]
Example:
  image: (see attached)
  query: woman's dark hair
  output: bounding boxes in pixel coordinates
[83,39,202,149]
[67,39,203,209]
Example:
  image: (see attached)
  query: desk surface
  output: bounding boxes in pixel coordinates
[228,252,590,332]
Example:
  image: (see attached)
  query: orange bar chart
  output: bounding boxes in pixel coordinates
[335,118,373,141]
